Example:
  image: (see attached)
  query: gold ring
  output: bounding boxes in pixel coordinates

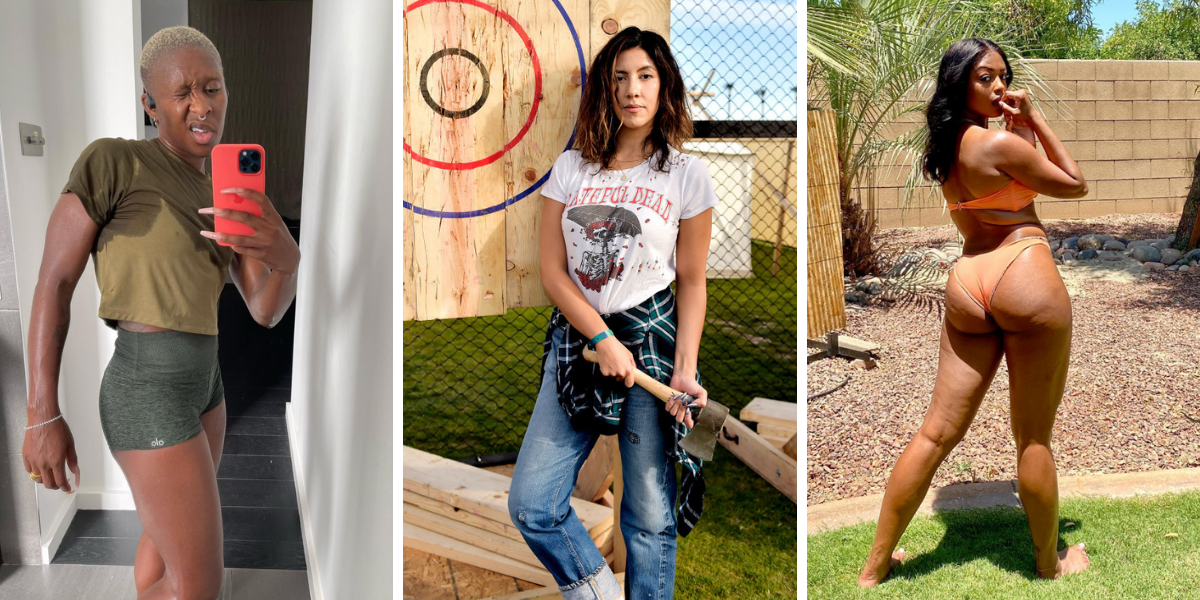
[29,471,42,481]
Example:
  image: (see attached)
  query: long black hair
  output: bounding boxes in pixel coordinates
[923,38,1012,184]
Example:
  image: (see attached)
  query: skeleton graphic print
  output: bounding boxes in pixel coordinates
[566,205,643,292]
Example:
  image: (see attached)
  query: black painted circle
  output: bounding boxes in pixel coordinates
[420,48,491,119]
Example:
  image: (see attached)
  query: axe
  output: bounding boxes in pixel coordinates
[582,347,729,461]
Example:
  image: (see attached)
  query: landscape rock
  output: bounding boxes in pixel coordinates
[1102,240,1127,251]
[1131,246,1162,263]
[1063,236,1079,250]
[1161,248,1183,265]
[1144,262,1167,272]
[1078,249,1099,260]
[1078,234,1105,251]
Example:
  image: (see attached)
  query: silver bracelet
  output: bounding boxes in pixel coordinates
[25,414,63,430]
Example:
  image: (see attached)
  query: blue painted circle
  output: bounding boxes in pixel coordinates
[403,0,586,218]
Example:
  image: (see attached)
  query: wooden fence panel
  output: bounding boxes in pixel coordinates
[806,109,846,338]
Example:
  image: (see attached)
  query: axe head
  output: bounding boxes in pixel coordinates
[680,400,729,461]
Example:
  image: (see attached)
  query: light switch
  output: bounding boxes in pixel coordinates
[19,122,45,156]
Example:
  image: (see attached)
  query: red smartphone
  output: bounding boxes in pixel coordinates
[211,144,266,247]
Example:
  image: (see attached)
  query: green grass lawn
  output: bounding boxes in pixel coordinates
[675,444,798,598]
[808,492,1200,599]
[403,240,796,459]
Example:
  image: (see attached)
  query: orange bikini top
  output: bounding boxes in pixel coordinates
[946,180,1037,212]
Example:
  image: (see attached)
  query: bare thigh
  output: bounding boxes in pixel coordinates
[115,429,224,589]
[920,274,1006,445]
[989,244,1073,442]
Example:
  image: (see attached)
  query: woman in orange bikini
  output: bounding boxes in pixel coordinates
[858,38,1091,586]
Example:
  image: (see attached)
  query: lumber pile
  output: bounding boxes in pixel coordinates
[740,397,798,450]
[403,447,616,587]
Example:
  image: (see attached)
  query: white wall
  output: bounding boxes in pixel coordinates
[290,0,392,597]
[0,0,143,546]
[139,0,188,140]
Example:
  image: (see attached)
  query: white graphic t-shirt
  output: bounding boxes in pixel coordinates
[541,147,719,314]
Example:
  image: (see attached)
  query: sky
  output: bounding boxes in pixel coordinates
[670,0,798,121]
[1092,0,1141,37]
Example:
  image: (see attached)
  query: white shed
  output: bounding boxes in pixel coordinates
[684,141,755,278]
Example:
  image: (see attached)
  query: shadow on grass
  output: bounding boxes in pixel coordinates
[889,505,1083,583]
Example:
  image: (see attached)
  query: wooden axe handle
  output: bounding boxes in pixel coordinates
[581,347,680,404]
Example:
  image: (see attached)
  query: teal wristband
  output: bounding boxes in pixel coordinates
[589,329,614,346]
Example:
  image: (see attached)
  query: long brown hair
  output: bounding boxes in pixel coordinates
[575,27,692,173]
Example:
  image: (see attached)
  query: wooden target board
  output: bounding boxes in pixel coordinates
[403,0,587,320]
[403,0,670,320]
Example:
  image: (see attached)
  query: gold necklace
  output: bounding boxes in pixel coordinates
[610,155,647,181]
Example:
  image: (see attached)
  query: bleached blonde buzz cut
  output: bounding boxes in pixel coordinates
[140,26,223,88]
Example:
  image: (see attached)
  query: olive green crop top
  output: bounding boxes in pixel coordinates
[63,137,233,335]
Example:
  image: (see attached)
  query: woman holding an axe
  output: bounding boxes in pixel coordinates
[507,27,718,600]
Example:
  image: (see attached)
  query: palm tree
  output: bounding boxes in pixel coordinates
[807,0,1060,276]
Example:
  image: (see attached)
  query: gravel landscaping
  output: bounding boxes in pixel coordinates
[808,213,1200,506]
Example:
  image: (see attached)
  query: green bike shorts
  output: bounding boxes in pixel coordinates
[99,329,225,452]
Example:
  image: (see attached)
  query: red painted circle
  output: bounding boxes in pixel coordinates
[403,0,543,171]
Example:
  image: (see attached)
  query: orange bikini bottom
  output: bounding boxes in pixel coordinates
[952,236,1051,313]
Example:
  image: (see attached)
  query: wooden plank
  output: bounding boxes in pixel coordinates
[757,423,796,440]
[783,433,798,461]
[503,0,589,310]
[760,433,790,449]
[480,573,626,600]
[404,524,556,588]
[574,435,616,503]
[589,0,670,63]
[405,491,526,542]
[592,517,614,557]
[718,416,798,503]
[740,398,798,430]
[404,503,545,569]
[403,446,614,540]
[403,0,508,319]
[836,334,880,354]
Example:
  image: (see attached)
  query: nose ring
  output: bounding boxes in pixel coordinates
[198,114,207,121]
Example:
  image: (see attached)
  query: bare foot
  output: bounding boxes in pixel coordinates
[1037,543,1090,580]
[858,548,905,588]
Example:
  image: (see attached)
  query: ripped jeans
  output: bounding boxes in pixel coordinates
[509,326,679,600]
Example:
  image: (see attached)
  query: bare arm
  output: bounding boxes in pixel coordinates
[201,188,299,328]
[995,90,1087,198]
[24,193,94,492]
[539,198,636,387]
[671,209,713,383]
[665,209,713,429]
[229,255,297,328]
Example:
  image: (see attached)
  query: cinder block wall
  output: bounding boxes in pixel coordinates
[849,60,1200,228]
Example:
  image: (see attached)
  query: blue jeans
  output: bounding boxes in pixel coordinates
[509,326,678,600]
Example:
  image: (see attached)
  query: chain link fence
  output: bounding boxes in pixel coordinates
[404,0,797,462]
